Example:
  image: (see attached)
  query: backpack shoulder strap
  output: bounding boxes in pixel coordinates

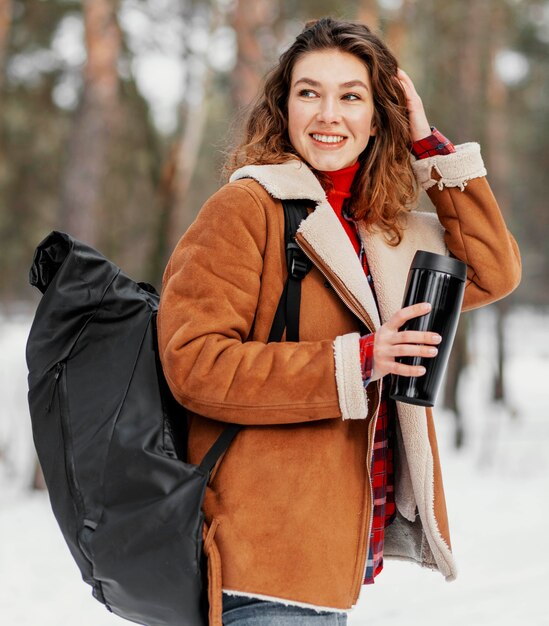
[202,199,311,473]
[268,200,313,343]
[199,423,243,474]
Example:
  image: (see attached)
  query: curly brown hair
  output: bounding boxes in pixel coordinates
[225,17,419,244]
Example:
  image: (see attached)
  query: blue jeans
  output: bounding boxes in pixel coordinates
[222,593,348,625]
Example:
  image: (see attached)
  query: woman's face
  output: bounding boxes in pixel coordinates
[287,49,376,172]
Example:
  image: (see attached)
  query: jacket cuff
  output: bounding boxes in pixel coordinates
[333,333,368,420]
[412,142,487,192]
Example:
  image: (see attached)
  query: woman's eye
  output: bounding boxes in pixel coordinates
[343,93,361,101]
[298,89,317,98]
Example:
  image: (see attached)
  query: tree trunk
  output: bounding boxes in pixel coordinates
[165,61,214,254]
[0,0,12,192]
[59,0,121,246]
[230,0,271,110]
[154,0,274,263]
[151,5,227,269]
[356,0,380,32]
[454,0,488,142]
[440,0,488,440]
[385,0,412,60]
[443,318,469,448]
[485,0,512,406]
[0,0,11,97]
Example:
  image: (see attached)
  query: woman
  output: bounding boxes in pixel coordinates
[158,17,521,626]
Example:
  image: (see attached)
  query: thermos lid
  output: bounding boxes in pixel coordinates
[411,250,467,281]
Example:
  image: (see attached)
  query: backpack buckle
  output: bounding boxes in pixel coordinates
[287,242,310,280]
[290,256,310,280]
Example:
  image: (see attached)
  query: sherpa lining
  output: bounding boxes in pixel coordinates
[333,333,368,420]
[412,142,487,191]
[359,213,457,580]
[230,159,326,202]
[222,588,349,614]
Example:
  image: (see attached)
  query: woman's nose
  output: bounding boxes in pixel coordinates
[316,98,342,124]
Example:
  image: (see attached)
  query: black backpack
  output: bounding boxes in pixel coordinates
[25,201,311,626]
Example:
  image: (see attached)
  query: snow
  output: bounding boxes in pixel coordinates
[1,308,548,625]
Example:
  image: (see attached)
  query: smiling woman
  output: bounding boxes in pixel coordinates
[226,19,426,245]
[158,16,521,626]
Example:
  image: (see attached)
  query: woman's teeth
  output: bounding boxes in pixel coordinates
[311,134,345,144]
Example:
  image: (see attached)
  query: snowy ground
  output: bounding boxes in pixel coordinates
[1,308,548,626]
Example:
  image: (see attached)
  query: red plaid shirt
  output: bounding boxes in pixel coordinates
[323,128,454,584]
[411,127,455,159]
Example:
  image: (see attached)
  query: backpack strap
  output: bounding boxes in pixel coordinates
[202,200,312,473]
[268,200,313,343]
[199,423,242,475]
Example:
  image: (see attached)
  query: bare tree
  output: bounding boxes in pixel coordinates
[356,0,380,32]
[385,0,413,59]
[230,0,272,111]
[165,34,217,254]
[0,0,11,96]
[0,0,12,182]
[484,0,513,409]
[154,0,275,262]
[441,0,489,446]
[59,0,122,246]
[151,4,227,269]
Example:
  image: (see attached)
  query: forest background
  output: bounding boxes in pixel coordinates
[2,0,548,307]
[2,0,548,444]
[0,0,547,467]
[1,1,549,624]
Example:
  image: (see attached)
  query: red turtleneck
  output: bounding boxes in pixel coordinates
[322,161,361,255]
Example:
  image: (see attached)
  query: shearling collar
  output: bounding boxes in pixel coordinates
[230,160,326,202]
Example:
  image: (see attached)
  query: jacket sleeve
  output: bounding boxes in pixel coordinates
[412,142,521,311]
[157,182,361,426]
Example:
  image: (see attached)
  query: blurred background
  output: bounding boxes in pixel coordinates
[1,0,548,625]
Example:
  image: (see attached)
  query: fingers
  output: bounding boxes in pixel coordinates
[399,330,442,345]
[372,350,428,379]
[387,302,431,330]
[375,338,438,379]
[396,68,413,94]
[397,68,410,83]
[390,361,426,378]
[397,68,417,92]
[387,344,438,358]
[373,302,444,380]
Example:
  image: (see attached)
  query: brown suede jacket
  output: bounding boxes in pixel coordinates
[158,143,521,625]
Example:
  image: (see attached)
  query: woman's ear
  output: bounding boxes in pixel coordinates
[370,112,378,137]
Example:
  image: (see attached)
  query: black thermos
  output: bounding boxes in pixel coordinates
[389,250,467,407]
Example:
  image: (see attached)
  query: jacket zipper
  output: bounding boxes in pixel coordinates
[295,233,377,333]
[354,400,380,598]
[295,233,382,604]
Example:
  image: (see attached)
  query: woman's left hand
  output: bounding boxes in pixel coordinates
[397,68,432,142]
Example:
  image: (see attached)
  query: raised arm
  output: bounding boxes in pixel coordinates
[412,145,521,310]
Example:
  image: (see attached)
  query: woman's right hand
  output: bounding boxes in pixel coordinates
[370,302,442,382]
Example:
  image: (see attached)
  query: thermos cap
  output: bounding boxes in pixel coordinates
[411,250,467,281]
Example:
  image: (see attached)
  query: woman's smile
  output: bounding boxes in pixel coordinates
[311,133,346,143]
